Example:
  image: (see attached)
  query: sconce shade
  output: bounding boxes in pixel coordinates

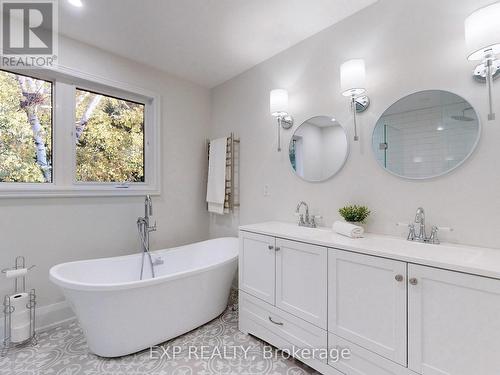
[465,2,500,61]
[340,59,366,97]
[270,89,289,116]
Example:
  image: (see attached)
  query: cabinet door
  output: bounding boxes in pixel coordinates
[239,231,275,304]
[329,249,407,366]
[275,238,327,329]
[408,264,500,375]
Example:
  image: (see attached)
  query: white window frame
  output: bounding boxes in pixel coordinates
[0,65,161,198]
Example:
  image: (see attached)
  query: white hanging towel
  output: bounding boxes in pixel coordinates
[206,137,227,214]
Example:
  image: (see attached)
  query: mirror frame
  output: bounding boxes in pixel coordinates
[288,115,350,183]
[371,89,482,180]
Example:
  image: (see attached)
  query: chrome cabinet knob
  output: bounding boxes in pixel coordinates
[409,278,418,285]
[268,245,274,250]
[395,274,404,282]
[275,247,281,251]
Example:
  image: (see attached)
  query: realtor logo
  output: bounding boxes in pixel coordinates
[1,0,58,67]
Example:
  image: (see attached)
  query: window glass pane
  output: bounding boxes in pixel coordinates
[75,89,145,183]
[0,70,53,183]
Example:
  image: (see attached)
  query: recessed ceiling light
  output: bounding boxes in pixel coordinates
[68,0,83,7]
[437,126,444,131]
[331,118,336,122]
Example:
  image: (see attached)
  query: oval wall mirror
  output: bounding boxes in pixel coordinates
[372,90,480,180]
[289,116,349,182]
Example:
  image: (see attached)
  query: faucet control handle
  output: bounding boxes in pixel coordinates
[306,215,320,228]
[396,222,416,241]
[429,225,453,245]
[295,212,305,225]
[149,221,157,232]
[311,215,322,225]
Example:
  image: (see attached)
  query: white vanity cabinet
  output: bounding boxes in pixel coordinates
[239,230,333,375]
[276,238,327,329]
[328,250,407,366]
[239,231,328,327]
[408,264,500,375]
[239,222,500,375]
[239,231,275,304]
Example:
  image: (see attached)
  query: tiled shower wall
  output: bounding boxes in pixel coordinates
[372,101,478,179]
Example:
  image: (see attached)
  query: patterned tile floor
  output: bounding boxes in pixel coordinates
[0,291,318,375]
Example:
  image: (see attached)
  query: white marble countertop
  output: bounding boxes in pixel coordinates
[239,221,500,280]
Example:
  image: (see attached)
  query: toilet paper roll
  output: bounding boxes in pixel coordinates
[11,323,30,343]
[8,293,31,343]
[5,268,28,279]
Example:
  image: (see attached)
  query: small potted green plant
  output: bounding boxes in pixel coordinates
[339,205,371,226]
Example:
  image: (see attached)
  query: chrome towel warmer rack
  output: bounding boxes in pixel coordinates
[207,133,240,212]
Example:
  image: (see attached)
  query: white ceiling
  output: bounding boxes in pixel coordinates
[59,0,378,88]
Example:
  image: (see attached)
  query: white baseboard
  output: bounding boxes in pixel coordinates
[37,301,76,331]
[0,300,75,338]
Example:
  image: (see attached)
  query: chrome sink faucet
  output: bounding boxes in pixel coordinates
[398,207,453,245]
[295,201,317,228]
[414,207,427,242]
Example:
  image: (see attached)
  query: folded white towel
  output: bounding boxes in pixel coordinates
[206,137,227,215]
[332,221,364,238]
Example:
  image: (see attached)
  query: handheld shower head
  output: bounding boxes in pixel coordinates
[145,195,153,216]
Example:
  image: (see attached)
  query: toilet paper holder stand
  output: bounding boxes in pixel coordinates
[1,256,37,355]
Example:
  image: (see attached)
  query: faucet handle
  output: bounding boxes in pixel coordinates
[429,226,453,245]
[309,215,322,228]
[396,222,416,241]
[149,220,157,232]
[294,212,305,224]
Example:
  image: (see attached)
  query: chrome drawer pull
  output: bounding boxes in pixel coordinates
[268,316,284,326]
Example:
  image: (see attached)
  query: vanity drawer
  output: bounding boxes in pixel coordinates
[328,333,414,375]
[239,291,334,373]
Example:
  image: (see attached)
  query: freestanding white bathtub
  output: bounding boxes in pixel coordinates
[49,237,238,357]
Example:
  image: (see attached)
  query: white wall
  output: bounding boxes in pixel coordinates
[209,0,500,249]
[0,36,211,309]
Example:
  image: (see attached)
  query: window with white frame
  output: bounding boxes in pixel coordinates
[0,70,53,183]
[75,89,145,183]
[0,68,159,197]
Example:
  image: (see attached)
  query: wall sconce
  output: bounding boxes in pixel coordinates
[465,2,500,121]
[340,59,370,141]
[270,89,293,152]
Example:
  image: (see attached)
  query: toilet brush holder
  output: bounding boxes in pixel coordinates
[1,256,37,355]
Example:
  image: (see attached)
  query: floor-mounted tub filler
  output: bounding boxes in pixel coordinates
[49,237,238,357]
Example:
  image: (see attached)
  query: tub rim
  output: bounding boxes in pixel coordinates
[49,237,238,292]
